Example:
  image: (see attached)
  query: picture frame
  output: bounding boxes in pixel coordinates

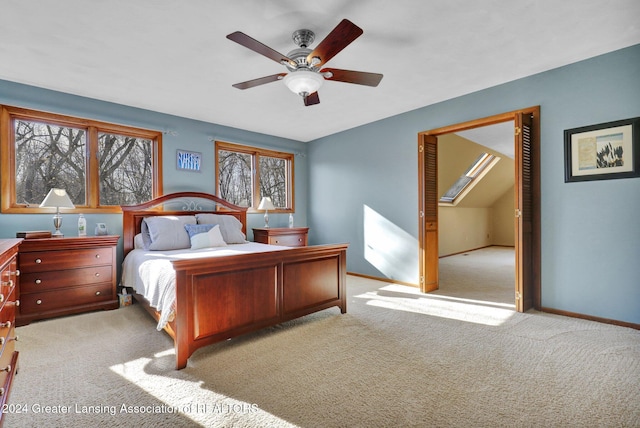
[564,117,639,182]
[176,149,202,172]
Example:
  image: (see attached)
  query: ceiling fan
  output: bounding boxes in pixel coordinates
[226,19,383,106]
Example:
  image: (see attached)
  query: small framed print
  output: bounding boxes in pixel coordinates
[176,149,202,172]
[564,117,639,182]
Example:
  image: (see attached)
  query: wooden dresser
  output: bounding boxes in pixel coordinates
[0,239,21,422]
[253,227,309,247]
[16,236,119,326]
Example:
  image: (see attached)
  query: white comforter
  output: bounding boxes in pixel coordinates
[121,242,293,330]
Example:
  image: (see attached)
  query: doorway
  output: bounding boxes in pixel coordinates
[417,107,540,312]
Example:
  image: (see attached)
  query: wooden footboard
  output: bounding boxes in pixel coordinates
[122,192,348,369]
[170,244,347,369]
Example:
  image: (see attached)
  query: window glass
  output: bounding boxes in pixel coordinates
[216,141,293,211]
[15,119,87,206]
[259,156,287,208]
[98,133,154,206]
[1,105,162,213]
[218,149,253,207]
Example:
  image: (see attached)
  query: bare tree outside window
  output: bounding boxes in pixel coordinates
[99,133,153,205]
[15,120,87,206]
[218,149,252,206]
[2,105,162,213]
[259,156,286,207]
[216,141,293,211]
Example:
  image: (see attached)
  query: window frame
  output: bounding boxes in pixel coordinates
[1,105,163,214]
[215,140,294,213]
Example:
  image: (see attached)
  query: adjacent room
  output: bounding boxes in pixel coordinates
[0,1,638,427]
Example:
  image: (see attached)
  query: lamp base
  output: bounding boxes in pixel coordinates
[53,213,64,237]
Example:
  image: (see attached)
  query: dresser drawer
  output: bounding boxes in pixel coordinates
[0,258,17,301]
[0,336,17,398]
[0,289,16,327]
[0,326,15,360]
[20,265,113,293]
[267,234,306,247]
[20,282,114,314]
[253,227,309,247]
[19,247,113,273]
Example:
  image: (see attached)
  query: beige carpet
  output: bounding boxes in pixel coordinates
[6,273,640,427]
[436,246,516,308]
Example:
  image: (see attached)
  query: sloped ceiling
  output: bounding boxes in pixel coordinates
[0,1,639,142]
[438,132,514,208]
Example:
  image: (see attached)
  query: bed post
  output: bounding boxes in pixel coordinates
[174,267,191,370]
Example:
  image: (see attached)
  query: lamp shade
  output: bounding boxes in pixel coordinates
[258,197,275,210]
[283,70,324,96]
[40,188,75,209]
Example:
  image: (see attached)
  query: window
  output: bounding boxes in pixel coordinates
[215,141,294,212]
[440,153,499,205]
[1,105,162,213]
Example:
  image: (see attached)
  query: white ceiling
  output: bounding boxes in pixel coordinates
[456,121,515,159]
[1,1,639,142]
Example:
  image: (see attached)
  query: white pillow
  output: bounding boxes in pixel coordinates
[195,213,246,244]
[184,224,227,250]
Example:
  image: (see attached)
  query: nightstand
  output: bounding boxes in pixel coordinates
[253,227,309,247]
[16,235,120,326]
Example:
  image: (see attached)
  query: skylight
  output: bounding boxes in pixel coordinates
[440,153,499,204]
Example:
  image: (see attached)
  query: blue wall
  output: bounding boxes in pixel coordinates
[1,45,638,325]
[307,44,640,325]
[0,81,308,261]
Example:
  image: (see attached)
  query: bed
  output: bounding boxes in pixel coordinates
[121,192,348,369]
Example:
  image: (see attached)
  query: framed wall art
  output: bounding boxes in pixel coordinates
[176,149,202,172]
[564,117,639,182]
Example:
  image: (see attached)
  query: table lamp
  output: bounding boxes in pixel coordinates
[258,197,275,228]
[40,188,75,237]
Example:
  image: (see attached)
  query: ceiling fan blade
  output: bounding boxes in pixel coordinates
[306,19,363,67]
[321,68,383,87]
[227,31,297,67]
[304,92,320,106]
[232,73,287,90]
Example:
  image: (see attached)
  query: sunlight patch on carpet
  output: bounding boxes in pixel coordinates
[355,284,515,326]
[109,353,293,427]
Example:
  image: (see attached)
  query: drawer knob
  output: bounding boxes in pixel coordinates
[8,280,12,287]
[95,273,100,277]
[15,300,19,307]
[35,279,42,284]
[0,294,4,303]
[35,258,42,264]
[0,337,4,345]
[0,321,11,329]
[15,269,20,277]
[95,291,101,296]
[0,388,4,396]
[0,365,11,373]
[36,299,42,305]
[95,254,101,259]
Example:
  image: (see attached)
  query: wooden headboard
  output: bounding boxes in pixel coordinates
[121,192,248,256]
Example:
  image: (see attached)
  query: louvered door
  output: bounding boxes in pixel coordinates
[515,112,535,311]
[419,134,439,292]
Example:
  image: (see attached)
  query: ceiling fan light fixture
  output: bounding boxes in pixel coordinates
[283,70,323,96]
